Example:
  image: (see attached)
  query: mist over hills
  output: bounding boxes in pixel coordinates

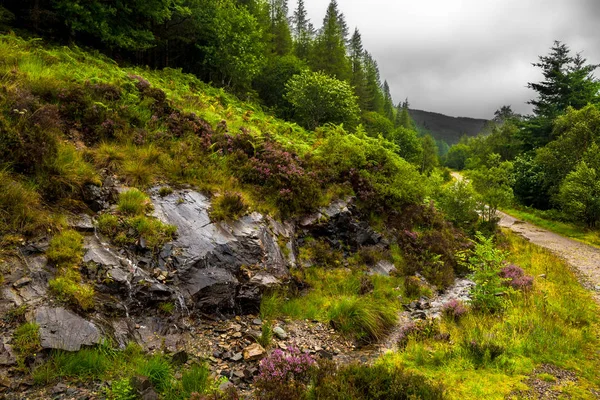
[409,109,488,145]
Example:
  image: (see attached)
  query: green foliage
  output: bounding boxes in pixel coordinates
[468,156,514,224]
[309,361,445,400]
[257,321,273,348]
[118,189,153,216]
[137,354,173,392]
[460,234,509,313]
[181,363,211,397]
[558,161,600,227]
[0,171,47,237]
[47,230,84,268]
[361,111,394,138]
[285,70,360,130]
[328,296,397,342]
[158,302,175,314]
[105,378,137,400]
[436,180,479,231]
[49,274,95,311]
[12,322,41,358]
[420,134,440,175]
[388,127,423,165]
[209,192,248,222]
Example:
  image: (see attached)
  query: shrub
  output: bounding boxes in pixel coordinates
[0,171,47,236]
[499,264,534,291]
[436,180,479,231]
[460,233,509,313]
[97,214,120,236]
[441,299,468,321]
[105,378,137,400]
[309,361,445,400]
[254,347,315,400]
[284,70,360,130]
[158,186,174,197]
[137,354,173,392]
[328,296,396,342]
[462,338,505,367]
[117,189,152,216]
[49,274,95,311]
[209,192,247,222]
[47,230,84,268]
[397,319,441,349]
[181,363,211,397]
[12,322,41,358]
[257,321,273,349]
[158,302,174,314]
[403,275,425,298]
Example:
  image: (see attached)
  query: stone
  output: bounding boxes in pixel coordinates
[131,375,159,400]
[243,343,265,361]
[52,383,69,394]
[0,339,16,366]
[369,260,397,276]
[252,318,262,326]
[34,307,101,352]
[67,214,94,232]
[151,189,292,311]
[230,352,243,362]
[12,277,32,288]
[219,380,234,392]
[171,351,188,366]
[273,326,287,340]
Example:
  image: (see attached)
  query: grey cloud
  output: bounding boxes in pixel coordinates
[290,0,600,118]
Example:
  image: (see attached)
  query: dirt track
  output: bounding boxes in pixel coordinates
[498,211,600,304]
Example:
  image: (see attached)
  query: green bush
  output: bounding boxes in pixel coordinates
[47,230,84,268]
[0,171,47,236]
[117,189,152,216]
[12,322,41,358]
[284,70,360,130]
[459,233,509,313]
[436,180,479,231]
[209,192,248,222]
[328,296,396,342]
[105,378,137,400]
[49,274,95,311]
[137,354,173,392]
[309,361,445,400]
[181,363,211,397]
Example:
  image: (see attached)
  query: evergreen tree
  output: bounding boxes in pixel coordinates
[382,80,395,121]
[363,52,384,113]
[524,41,600,148]
[309,0,350,81]
[268,0,292,55]
[395,99,414,129]
[291,0,314,60]
[349,28,369,111]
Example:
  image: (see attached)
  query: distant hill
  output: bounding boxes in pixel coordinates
[409,109,488,145]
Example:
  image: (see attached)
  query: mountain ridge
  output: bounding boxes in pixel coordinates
[409,108,488,145]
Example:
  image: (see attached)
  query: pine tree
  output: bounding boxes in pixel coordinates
[309,0,350,81]
[382,80,395,121]
[395,99,415,129]
[268,0,292,55]
[291,0,314,60]
[349,28,369,111]
[363,52,384,113]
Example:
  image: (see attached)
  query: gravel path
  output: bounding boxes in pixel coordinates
[498,211,600,304]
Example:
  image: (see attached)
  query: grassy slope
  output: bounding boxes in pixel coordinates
[379,230,600,399]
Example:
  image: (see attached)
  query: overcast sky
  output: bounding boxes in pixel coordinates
[289,0,600,119]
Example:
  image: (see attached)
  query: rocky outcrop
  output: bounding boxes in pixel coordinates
[298,198,385,253]
[33,307,102,351]
[151,189,295,312]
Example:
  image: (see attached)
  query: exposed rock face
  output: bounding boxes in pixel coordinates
[34,307,102,351]
[151,189,294,312]
[299,198,385,253]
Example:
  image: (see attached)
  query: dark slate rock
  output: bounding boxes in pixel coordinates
[34,307,101,351]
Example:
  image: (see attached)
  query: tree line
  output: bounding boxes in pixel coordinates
[445,41,600,227]
[0,0,439,173]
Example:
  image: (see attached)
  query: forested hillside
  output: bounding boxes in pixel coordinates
[0,2,599,400]
[409,109,487,146]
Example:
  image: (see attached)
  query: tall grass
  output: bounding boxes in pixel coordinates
[379,230,600,399]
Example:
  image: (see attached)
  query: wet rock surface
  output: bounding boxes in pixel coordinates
[151,189,294,312]
[33,307,102,352]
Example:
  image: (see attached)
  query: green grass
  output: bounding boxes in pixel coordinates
[12,322,41,358]
[117,189,152,216]
[264,266,405,342]
[34,342,218,399]
[377,230,600,400]
[503,207,600,248]
[46,229,84,268]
